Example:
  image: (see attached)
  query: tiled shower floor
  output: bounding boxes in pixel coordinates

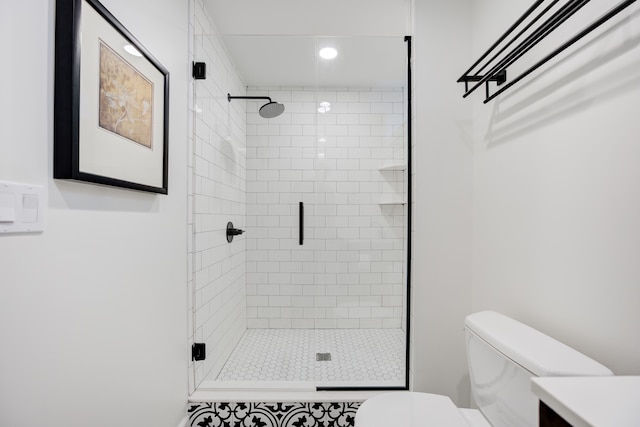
[216,328,406,385]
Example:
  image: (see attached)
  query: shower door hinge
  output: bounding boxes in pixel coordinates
[192,343,206,361]
[192,62,206,79]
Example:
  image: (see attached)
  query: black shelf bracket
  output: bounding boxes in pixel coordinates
[458,70,507,99]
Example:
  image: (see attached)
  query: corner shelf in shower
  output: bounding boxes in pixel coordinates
[378,163,406,171]
[378,162,407,205]
[378,198,406,205]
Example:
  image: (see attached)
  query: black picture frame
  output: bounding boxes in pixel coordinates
[54,0,169,194]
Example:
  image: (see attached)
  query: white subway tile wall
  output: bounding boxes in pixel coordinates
[245,87,406,329]
[189,0,248,389]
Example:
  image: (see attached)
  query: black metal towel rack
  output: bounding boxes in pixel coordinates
[458,0,637,103]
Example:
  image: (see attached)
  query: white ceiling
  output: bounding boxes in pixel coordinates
[201,0,411,88]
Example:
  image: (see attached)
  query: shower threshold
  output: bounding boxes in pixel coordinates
[191,379,397,403]
[189,381,387,403]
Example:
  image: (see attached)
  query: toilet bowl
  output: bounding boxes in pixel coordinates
[355,311,613,427]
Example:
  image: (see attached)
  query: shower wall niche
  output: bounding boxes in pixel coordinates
[189,0,409,390]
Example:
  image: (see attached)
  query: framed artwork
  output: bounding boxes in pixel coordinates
[54,0,169,194]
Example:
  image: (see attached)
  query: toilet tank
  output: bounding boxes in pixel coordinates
[464,311,612,427]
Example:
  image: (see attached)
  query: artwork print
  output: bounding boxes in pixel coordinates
[54,0,169,194]
[99,41,153,148]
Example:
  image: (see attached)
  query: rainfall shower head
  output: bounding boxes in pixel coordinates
[227,94,285,119]
[258,100,286,119]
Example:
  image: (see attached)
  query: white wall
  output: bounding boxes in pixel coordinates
[411,0,640,406]
[471,0,640,375]
[0,0,189,426]
[411,0,474,406]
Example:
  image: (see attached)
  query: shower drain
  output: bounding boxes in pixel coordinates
[316,352,332,361]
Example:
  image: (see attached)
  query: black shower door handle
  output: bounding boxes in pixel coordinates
[299,202,304,245]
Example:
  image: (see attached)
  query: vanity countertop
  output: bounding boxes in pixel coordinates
[531,376,640,427]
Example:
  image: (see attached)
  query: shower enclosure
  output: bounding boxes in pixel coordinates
[188,30,410,391]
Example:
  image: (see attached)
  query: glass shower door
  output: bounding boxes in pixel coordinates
[306,36,409,389]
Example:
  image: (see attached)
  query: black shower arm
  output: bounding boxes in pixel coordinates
[228,94,273,102]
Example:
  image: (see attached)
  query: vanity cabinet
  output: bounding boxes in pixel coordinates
[532,376,640,427]
[538,401,572,427]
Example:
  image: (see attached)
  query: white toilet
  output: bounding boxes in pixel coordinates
[355,311,613,427]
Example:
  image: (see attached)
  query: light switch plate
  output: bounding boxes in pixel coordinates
[0,192,16,222]
[0,181,45,234]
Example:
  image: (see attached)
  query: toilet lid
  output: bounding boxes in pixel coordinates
[355,392,471,427]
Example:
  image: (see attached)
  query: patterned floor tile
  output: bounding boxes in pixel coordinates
[188,402,361,427]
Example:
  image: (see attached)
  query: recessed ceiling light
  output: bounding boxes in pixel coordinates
[124,44,142,57]
[319,47,338,60]
[318,101,331,113]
